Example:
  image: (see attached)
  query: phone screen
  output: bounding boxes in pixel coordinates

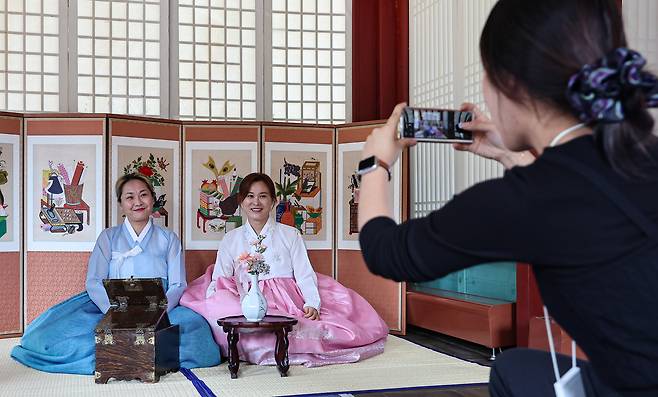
[398,107,473,143]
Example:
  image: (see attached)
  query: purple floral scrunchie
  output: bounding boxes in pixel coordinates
[566,47,658,123]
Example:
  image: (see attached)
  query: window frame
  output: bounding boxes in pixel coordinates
[0,0,351,123]
[0,0,68,112]
[68,0,169,116]
[263,0,352,124]
[172,0,263,121]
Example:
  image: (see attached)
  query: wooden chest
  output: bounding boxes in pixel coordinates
[94,278,179,383]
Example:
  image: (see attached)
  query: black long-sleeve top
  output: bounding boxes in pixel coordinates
[360,136,658,396]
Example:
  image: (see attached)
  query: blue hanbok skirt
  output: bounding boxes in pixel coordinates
[11,292,220,374]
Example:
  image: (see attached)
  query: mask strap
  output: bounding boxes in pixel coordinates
[543,306,561,382]
[543,305,578,382]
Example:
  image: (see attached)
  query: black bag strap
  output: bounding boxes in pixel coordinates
[545,152,658,238]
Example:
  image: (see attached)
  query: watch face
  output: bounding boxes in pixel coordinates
[357,156,376,173]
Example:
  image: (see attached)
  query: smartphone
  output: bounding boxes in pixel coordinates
[398,106,474,143]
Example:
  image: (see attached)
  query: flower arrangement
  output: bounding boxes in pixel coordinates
[238,234,270,275]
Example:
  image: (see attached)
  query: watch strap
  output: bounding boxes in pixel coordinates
[376,158,392,181]
[358,156,391,181]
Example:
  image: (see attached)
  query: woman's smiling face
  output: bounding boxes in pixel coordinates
[119,179,154,224]
[240,181,275,224]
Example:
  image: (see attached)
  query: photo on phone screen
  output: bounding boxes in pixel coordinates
[398,107,474,143]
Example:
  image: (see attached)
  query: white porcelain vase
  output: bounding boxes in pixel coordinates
[241,273,267,322]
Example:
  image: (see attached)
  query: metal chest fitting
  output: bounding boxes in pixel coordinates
[134,328,146,345]
[103,329,114,345]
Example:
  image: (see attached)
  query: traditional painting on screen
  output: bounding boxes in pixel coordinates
[0,134,19,250]
[27,136,104,251]
[338,142,400,250]
[265,143,332,250]
[185,141,258,250]
[112,137,180,236]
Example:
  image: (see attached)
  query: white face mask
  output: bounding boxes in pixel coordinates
[543,306,586,397]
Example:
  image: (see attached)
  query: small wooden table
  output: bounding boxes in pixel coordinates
[217,315,298,379]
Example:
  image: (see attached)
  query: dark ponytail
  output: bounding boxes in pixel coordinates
[599,89,656,177]
[480,0,657,179]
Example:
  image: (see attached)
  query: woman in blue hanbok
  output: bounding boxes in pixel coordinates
[11,173,220,374]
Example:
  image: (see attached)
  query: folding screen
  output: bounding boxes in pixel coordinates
[8,115,412,335]
[0,112,23,335]
[183,122,260,281]
[109,116,181,238]
[24,115,106,324]
[335,121,405,332]
[263,123,334,278]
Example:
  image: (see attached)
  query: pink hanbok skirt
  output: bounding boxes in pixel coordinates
[180,265,388,367]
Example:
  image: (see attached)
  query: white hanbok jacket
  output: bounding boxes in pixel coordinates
[86,218,185,313]
[208,218,321,310]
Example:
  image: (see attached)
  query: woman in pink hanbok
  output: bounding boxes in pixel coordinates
[181,173,388,367]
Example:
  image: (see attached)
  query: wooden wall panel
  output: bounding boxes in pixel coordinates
[308,249,333,277]
[185,251,216,283]
[110,117,180,140]
[26,252,90,324]
[516,263,544,346]
[25,119,105,135]
[337,250,402,330]
[0,115,22,133]
[0,252,21,334]
[352,0,408,121]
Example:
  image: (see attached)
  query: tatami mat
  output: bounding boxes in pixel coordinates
[0,336,490,397]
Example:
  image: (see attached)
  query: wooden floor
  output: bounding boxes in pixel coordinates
[401,326,496,367]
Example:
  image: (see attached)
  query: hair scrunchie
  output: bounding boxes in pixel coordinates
[566,47,658,123]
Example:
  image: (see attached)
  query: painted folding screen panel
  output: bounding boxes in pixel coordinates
[109,117,181,238]
[0,113,23,335]
[183,123,260,281]
[336,122,405,332]
[24,115,106,324]
[263,124,334,278]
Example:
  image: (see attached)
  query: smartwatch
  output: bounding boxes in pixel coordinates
[356,156,391,181]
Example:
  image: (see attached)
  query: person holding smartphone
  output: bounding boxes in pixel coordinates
[356,0,658,396]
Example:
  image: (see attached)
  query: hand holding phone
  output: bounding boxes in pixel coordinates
[397,107,474,143]
[454,102,535,169]
[361,103,416,170]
